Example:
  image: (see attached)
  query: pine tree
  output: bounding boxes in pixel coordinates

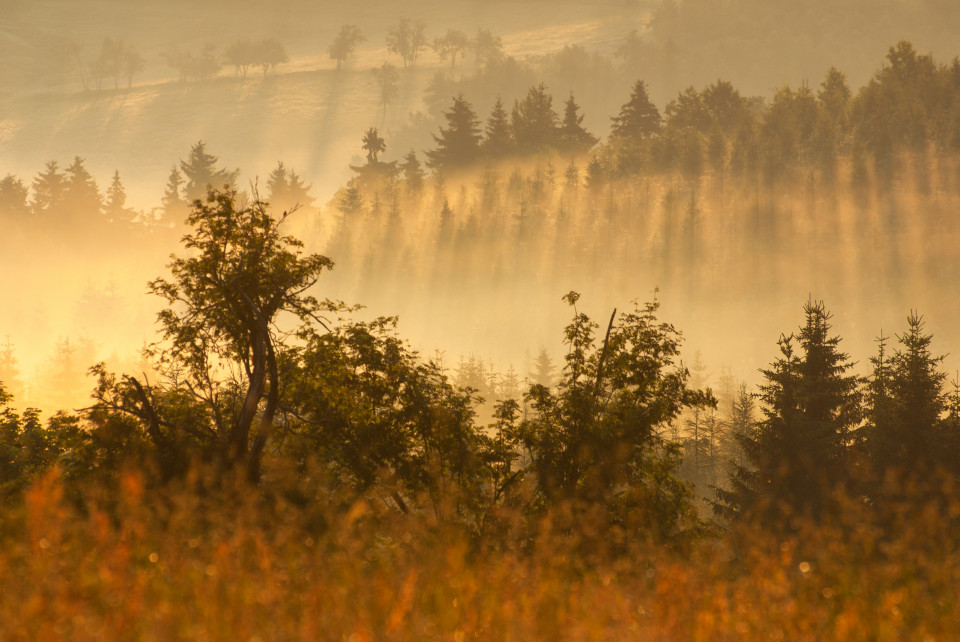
[161,166,188,222]
[31,161,67,217]
[511,83,559,154]
[0,175,31,217]
[610,79,661,145]
[482,96,514,159]
[426,94,482,171]
[717,301,860,526]
[179,141,239,202]
[400,150,425,193]
[105,170,136,225]
[557,93,598,155]
[63,156,102,220]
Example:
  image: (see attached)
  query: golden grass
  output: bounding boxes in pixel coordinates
[3,466,958,641]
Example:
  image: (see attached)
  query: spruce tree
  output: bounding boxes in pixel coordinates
[716,301,860,526]
[426,94,482,171]
[482,96,514,159]
[161,166,188,222]
[179,141,239,202]
[63,156,102,220]
[0,175,30,218]
[557,93,598,155]
[610,79,661,145]
[511,83,559,154]
[30,161,67,217]
[400,150,424,193]
[105,170,136,225]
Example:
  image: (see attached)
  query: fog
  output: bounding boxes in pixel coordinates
[2,0,959,415]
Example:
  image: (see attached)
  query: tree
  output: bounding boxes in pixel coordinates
[328,24,364,72]
[515,293,714,541]
[433,29,470,69]
[473,28,504,67]
[717,301,861,527]
[104,170,136,225]
[91,188,335,481]
[361,127,386,163]
[0,175,30,218]
[426,94,482,171]
[482,96,514,159]
[253,38,288,78]
[63,156,102,221]
[400,150,425,193]
[164,44,220,81]
[179,141,239,202]
[557,93,598,155]
[371,62,399,119]
[161,166,188,222]
[386,17,428,68]
[511,83,559,154]
[31,161,67,217]
[121,45,145,88]
[866,314,946,480]
[610,79,661,145]
[224,39,256,78]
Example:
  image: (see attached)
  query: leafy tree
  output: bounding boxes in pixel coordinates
[386,17,428,68]
[515,293,714,541]
[426,94,482,171]
[121,45,145,88]
[179,141,239,202]
[433,29,470,69]
[371,62,399,119]
[717,301,861,527]
[482,96,514,159]
[164,44,221,81]
[224,39,256,78]
[253,38,288,78]
[328,24,364,72]
[557,93,598,155]
[0,175,30,218]
[473,28,504,67]
[511,83,559,154]
[91,188,335,481]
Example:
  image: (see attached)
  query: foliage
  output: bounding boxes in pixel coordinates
[328,24,364,72]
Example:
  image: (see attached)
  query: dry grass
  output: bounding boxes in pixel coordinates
[3,466,959,641]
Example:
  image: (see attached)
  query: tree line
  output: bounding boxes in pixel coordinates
[2,183,960,544]
[365,40,960,186]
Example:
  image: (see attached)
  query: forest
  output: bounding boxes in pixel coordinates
[3,1,960,636]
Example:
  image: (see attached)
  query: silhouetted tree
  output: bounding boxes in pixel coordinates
[427,94,482,171]
[716,301,861,527]
[328,25,364,72]
[63,156,102,221]
[254,38,288,78]
[371,62,399,119]
[400,150,425,193]
[557,93,598,155]
[179,141,239,202]
[433,29,470,69]
[104,170,136,225]
[0,175,30,218]
[224,39,256,78]
[161,166,188,222]
[511,83,559,154]
[482,96,514,159]
[386,17,427,68]
[473,28,504,67]
[31,161,67,218]
[611,79,661,145]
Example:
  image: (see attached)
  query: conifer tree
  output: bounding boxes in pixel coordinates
[482,96,514,159]
[31,161,67,217]
[717,301,860,526]
[0,175,30,217]
[511,83,559,154]
[557,93,598,155]
[105,170,136,225]
[400,150,424,192]
[426,94,482,171]
[161,166,188,222]
[63,156,102,220]
[179,141,239,202]
[610,79,661,145]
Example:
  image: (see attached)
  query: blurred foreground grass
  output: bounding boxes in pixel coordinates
[2,466,958,641]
